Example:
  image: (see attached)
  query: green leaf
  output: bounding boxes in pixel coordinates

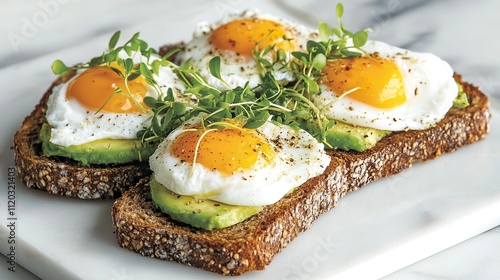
[131,32,140,42]
[331,27,342,38]
[162,108,174,129]
[143,96,157,108]
[258,58,272,67]
[209,56,222,80]
[291,110,310,118]
[352,30,368,47]
[336,3,344,18]
[161,47,180,60]
[152,115,162,134]
[51,59,70,75]
[307,40,326,55]
[261,45,272,56]
[292,51,308,61]
[208,108,231,121]
[109,66,123,77]
[172,102,186,115]
[123,45,133,56]
[341,48,362,57]
[130,37,140,51]
[128,72,141,81]
[139,62,154,80]
[339,22,354,37]
[312,53,326,71]
[224,90,236,103]
[103,52,117,63]
[318,22,331,42]
[138,39,148,51]
[277,49,287,62]
[306,79,320,94]
[158,105,170,115]
[153,60,164,75]
[258,98,271,107]
[89,56,104,67]
[108,31,121,50]
[166,88,174,101]
[244,111,270,129]
[124,58,134,74]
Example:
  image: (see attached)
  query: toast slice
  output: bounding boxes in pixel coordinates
[13,73,151,199]
[111,76,491,275]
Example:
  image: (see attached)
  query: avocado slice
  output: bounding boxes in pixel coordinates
[324,121,392,152]
[40,123,157,165]
[150,178,264,230]
[453,82,470,109]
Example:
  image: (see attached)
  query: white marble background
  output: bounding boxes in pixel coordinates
[1,0,499,279]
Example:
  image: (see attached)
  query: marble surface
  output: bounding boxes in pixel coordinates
[1,0,499,279]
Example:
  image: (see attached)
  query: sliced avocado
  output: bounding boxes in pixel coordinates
[150,178,264,230]
[324,121,392,152]
[40,123,157,166]
[453,82,470,109]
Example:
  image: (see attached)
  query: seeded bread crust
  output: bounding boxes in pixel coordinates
[13,74,151,199]
[111,77,491,275]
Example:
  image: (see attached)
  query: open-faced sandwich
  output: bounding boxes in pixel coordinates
[14,3,490,276]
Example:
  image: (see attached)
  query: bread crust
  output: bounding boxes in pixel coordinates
[111,77,491,275]
[13,73,151,199]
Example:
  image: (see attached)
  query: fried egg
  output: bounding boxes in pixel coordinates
[45,52,187,147]
[313,40,458,131]
[150,117,330,206]
[177,10,318,90]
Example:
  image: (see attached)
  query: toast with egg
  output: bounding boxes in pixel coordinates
[112,76,490,275]
[13,73,151,199]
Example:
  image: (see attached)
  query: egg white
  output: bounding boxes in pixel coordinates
[177,10,318,90]
[45,52,187,147]
[313,40,458,131]
[150,117,331,206]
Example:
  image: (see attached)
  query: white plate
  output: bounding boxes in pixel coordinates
[1,1,499,279]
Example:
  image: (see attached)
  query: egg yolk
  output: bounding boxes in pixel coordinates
[209,18,294,57]
[171,126,275,175]
[322,57,407,108]
[66,64,148,113]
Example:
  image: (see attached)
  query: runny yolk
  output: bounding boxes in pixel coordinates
[170,126,275,176]
[322,57,407,108]
[66,64,148,113]
[209,18,294,57]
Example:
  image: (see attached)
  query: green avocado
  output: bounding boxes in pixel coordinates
[324,121,392,152]
[40,123,156,166]
[150,178,264,230]
[453,82,470,109]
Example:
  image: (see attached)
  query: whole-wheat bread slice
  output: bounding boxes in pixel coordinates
[111,77,491,275]
[13,73,151,199]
